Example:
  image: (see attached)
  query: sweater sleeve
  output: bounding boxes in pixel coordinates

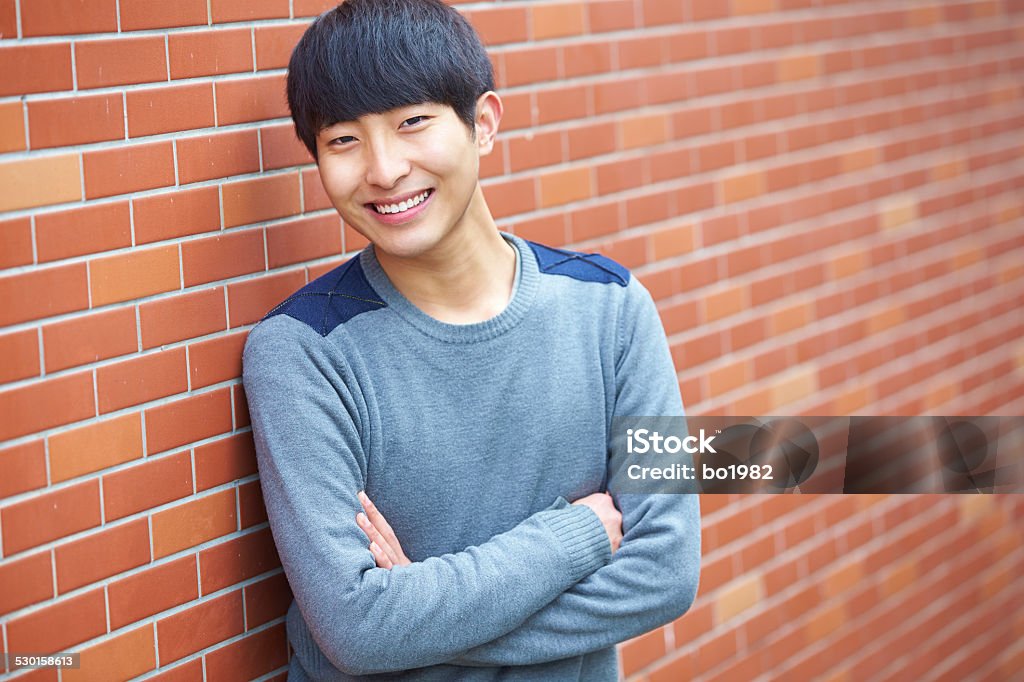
[448,277,701,667]
[241,314,612,677]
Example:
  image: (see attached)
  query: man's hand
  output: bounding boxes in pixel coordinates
[571,492,623,554]
[357,491,411,569]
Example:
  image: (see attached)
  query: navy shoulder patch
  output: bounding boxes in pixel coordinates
[527,241,630,287]
[262,256,386,336]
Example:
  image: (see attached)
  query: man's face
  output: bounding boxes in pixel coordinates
[315,99,493,261]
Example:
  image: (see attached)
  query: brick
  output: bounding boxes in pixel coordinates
[133,186,222,245]
[139,287,227,349]
[189,332,247,390]
[42,307,137,373]
[643,0,684,25]
[1,479,100,555]
[0,440,47,499]
[0,371,94,443]
[650,224,696,260]
[621,628,667,677]
[55,518,151,593]
[75,36,167,89]
[22,0,117,36]
[734,0,773,15]
[200,527,280,594]
[233,384,250,429]
[222,173,301,228]
[181,229,266,287]
[108,556,199,629]
[588,0,634,32]
[168,27,253,79]
[596,157,645,195]
[293,0,336,16]
[722,171,765,203]
[127,82,216,138]
[0,43,73,96]
[666,30,707,62]
[465,7,528,46]
[672,106,714,138]
[120,0,208,30]
[619,36,665,70]
[89,244,180,306]
[151,488,237,559]
[778,54,819,82]
[63,626,155,682]
[0,551,53,615]
[255,22,310,69]
[104,450,194,521]
[562,41,614,79]
[211,0,289,23]
[715,575,762,622]
[83,141,175,199]
[0,153,81,212]
[0,328,39,384]
[567,122,617,161]
[145,387,233,455]
[620,114,670,149]
[49,413,143,483]
[175,128,258,184]
[159,589,247,663]
[594,78,644,114]
[531,3,585,40]
[504,45,559,87]
[535,84,589,125]
[262,122,314,170]
[0,216,32,268]
[226,268,307,327]
[96,347,188,414]
[204,623,288,681]
[508,130,563,174]
[195,432,256,491]
[35,201,131,263]
[0,0,15,38]
[215,74,289,126]
[6,588,106,656]
[244,572,292,629]
[539,167,591,208]
[26,93,123,149]
[239,480,268,528]
[266,214,342,268]
[302,167,332,211]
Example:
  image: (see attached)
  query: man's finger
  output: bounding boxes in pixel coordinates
[356,512,401,565]
[370,541,393,569]
[358,491,406,558]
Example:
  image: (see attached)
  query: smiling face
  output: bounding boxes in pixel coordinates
[315,94,502,262]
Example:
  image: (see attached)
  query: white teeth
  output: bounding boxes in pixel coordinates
[373,190,430,214]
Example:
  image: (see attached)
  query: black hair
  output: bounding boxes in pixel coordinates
[287,0,495,159]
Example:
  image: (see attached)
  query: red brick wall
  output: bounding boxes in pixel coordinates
[1,1,1022,680]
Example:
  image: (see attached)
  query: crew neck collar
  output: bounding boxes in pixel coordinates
[358,232,538,343]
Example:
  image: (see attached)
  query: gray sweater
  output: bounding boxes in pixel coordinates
[241,233,701,680]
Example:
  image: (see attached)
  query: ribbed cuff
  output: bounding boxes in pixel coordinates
[538,500,612,581]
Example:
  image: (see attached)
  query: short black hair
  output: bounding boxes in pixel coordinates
[287,0,495,159]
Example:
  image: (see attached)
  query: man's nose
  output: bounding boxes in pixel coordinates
[364,139,410,190]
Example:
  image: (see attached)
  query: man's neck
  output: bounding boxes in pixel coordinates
[374,192,517,325]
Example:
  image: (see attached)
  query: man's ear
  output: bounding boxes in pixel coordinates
[474,91,503,156]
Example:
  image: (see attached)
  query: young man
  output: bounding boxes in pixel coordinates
[241,0,701,679]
